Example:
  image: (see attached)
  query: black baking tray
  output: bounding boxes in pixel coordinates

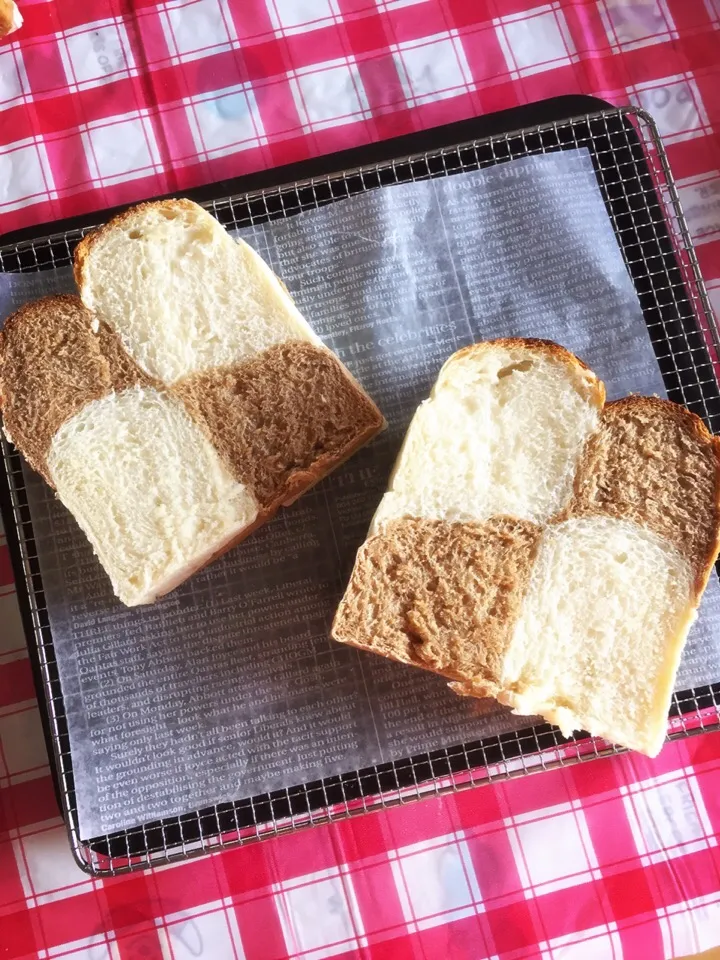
[2,95,720,875]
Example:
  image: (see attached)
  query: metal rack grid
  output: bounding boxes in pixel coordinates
[1,105,720,877]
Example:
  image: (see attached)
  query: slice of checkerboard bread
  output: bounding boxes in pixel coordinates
[331,338,720,757]
[0,295,263,607]
[0,202,382,606]
[75,199,383,510]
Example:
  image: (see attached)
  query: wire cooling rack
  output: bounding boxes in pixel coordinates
[2,104,720,877]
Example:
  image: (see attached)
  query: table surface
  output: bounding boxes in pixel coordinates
[2,1,720,958]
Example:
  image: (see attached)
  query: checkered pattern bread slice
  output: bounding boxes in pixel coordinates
[1,200,383,605]
[0,295,260,606]
[331,340,720,756]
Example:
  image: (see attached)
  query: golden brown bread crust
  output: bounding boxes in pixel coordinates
[448,337,602,389]
[562,394,720,594]
[0,0,20,38]
[332,516,542,688]
[0,295,153,483]
[450,337,594,372]
[73,199,200,292]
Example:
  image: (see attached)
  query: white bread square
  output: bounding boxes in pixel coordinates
[499,516,696,757]
[48,387,259,606]
[371,340,604,532]
[75,199,321,384]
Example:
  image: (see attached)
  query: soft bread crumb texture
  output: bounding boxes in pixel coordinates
[76,199,321,384]
[174,340,385,509]
[332,516,542,687]
[500,517,696,757]
[564,395,720,590]
[48,387,259,606]
[0,295,152,483]
[370,340,603,532]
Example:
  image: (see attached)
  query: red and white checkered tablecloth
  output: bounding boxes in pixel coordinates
[2,1,720,958]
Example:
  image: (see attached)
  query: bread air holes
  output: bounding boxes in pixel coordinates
[127,229,145,240]
[186,226,214,245]
[497,359,533,379]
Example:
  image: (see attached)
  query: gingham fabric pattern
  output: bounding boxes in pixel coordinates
[3,730,720,958]
[2,0,720,957]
